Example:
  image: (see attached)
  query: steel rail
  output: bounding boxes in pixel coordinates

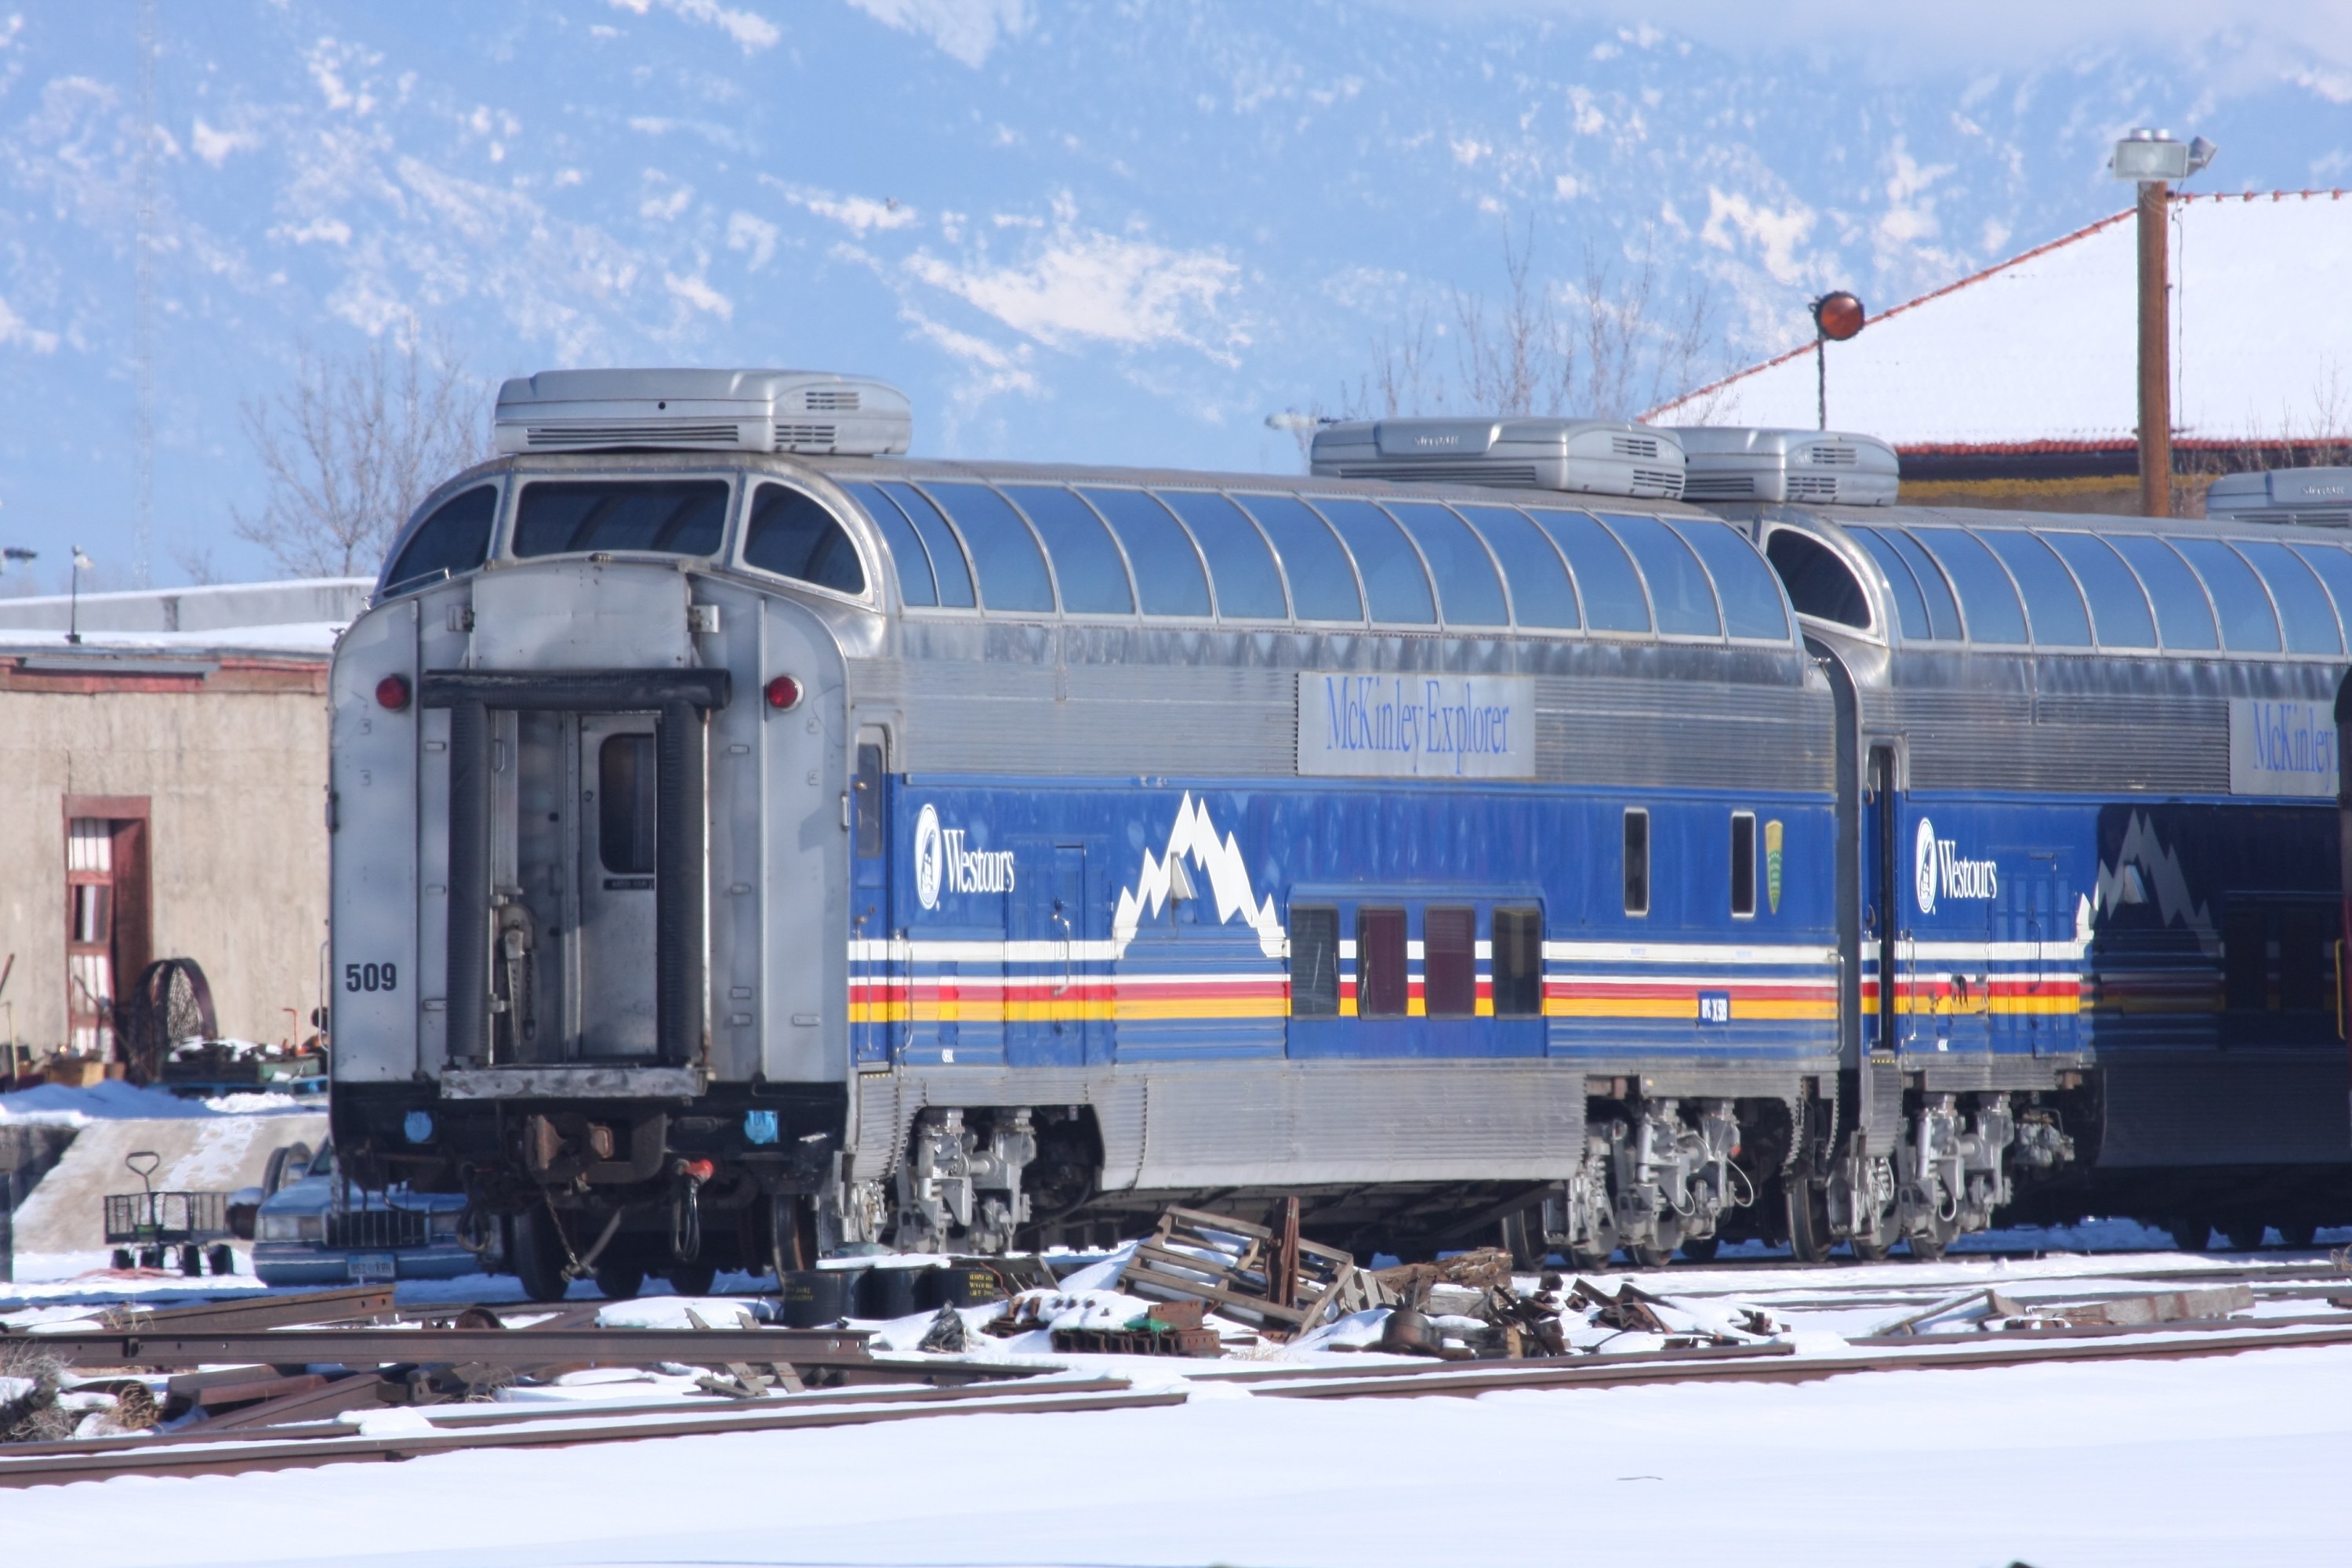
[1246,1320,2352,1400]
[0,1383,1183,1489]
[16,1324,895,1374]
[0,1374,1142,1461]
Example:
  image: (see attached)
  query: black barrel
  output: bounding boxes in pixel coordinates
[779,1268,862,1327]
[857,1264,927,1319]
[921,1262,1008,1308]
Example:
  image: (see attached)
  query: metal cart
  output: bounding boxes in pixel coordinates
[105,1151,235,1276]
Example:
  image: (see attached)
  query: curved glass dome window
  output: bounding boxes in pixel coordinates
[1980,531,2092,647]
[875,482,975,608]
[1080,488,1211,617]
[2234,539,2342,655]
[1157,491,1287,619]
[1457,505,1579,629]
[1002,486,1134,615]
[1844,526,1938,639]
[2106,534,2216,650]
[1672,521,1790,641]
[743,484,866,597]
[1765,529,1871,632]
[1383,502,1508,626]
[384,485,498,594]
[839,481,937,607]
[2290,544,2352,644]
[1527,507,1649,632]
[2042,533,2156,648]
[1232,493,1362,622]
[1602,514,1719,637]
[924,483,1054,613]
[1911,529,2026,644]
[2171,537,2281,652]
[1311,498,1436,624]
[514,479,728,558]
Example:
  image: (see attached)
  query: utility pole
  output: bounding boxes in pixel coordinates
[2112,129,2216,519]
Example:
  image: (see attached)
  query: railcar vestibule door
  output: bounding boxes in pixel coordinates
[1862,744,1913,1053]
[577,717,662,1058]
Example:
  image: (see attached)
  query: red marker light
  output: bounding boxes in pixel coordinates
[375,673,412,711]
[1812,291,1866,342]
[764,674,803,711]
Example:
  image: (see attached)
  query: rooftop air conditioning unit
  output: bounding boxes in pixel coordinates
[1675,428,1901,506]
[492,368,913,457]
[1308,417,1686,500]
[2202,467,2352,528]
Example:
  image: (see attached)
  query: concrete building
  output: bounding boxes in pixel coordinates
[1650,190,2352,514]
[0,579,366,1059]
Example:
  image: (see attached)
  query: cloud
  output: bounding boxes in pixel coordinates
[1362,1,2352,74]
[764,180,917,234]
[900,306,1038,397]
[665,271,732,318]
[0,295,59,354]
[1700,188,1818,285]
[190,118,261,167]
[842,0,1032,68]
[902,209,1243,360]
[606,0,781,54]
[725,211,779,269]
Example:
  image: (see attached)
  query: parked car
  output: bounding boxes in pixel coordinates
[252,1140,495,1285]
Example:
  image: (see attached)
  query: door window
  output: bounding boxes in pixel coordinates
[1730,811,1758,918]
[597,735,658,876]
[1623,809,1651,916]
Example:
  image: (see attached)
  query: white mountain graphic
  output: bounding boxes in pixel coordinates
[1112,793,1287,960]
[2093,811,2219,956]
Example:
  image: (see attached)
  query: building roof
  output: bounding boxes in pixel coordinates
[1649,191,2352,462]
[0,577,360,688]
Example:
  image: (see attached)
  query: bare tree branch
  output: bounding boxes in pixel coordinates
[233,327,492,579]
[1334,223,1722,430]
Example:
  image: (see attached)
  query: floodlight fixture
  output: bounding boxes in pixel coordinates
[2111,128,2216,183]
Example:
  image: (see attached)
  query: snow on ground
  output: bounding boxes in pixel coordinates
[0,1080,317,1125]
[1,1338,2347,1566]
[6,1225,2352,1565]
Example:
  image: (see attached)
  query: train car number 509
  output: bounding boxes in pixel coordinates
[346,963,398,993]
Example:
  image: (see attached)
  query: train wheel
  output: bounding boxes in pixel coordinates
[511,1209,572,1303]
[2278,1221,2319,1250]
[768,1194,818,1280]
[1784,1179,1833,1265]
[1498,1208,1545,1272]
[666,1261,719,1297]
[2166,1217,2211,1252]
[1678,1235,1720,1263]
[1849,1236,1892,1262]
[1568,1246,1614,1273]
[2220,1220,2267,1252]
[1627,1243,1675,1270]
[593,1261,645,1301]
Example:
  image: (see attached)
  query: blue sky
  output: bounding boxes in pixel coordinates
[2,0,2348,589]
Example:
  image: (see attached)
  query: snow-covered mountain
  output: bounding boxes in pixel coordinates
[2,0,2345,586]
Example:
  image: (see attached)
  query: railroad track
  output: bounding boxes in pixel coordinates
[9,1304,2352,1490]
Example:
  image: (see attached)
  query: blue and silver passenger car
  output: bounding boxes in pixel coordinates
[327,372,1851,1295]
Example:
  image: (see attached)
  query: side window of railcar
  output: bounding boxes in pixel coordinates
[745,484,866,597]
[384,485,499,593]
[1730,811,1758,919]
[1289,906,1339,1018]
[1623,809,1651,918]
[1491,908,1544,1018]
[1356,907,1408,1017]
[1763,531,1869,630]
[853,742,884,858]
[1423,907,1477,1017]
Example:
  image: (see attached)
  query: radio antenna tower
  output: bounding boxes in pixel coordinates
[132,0,158,586]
